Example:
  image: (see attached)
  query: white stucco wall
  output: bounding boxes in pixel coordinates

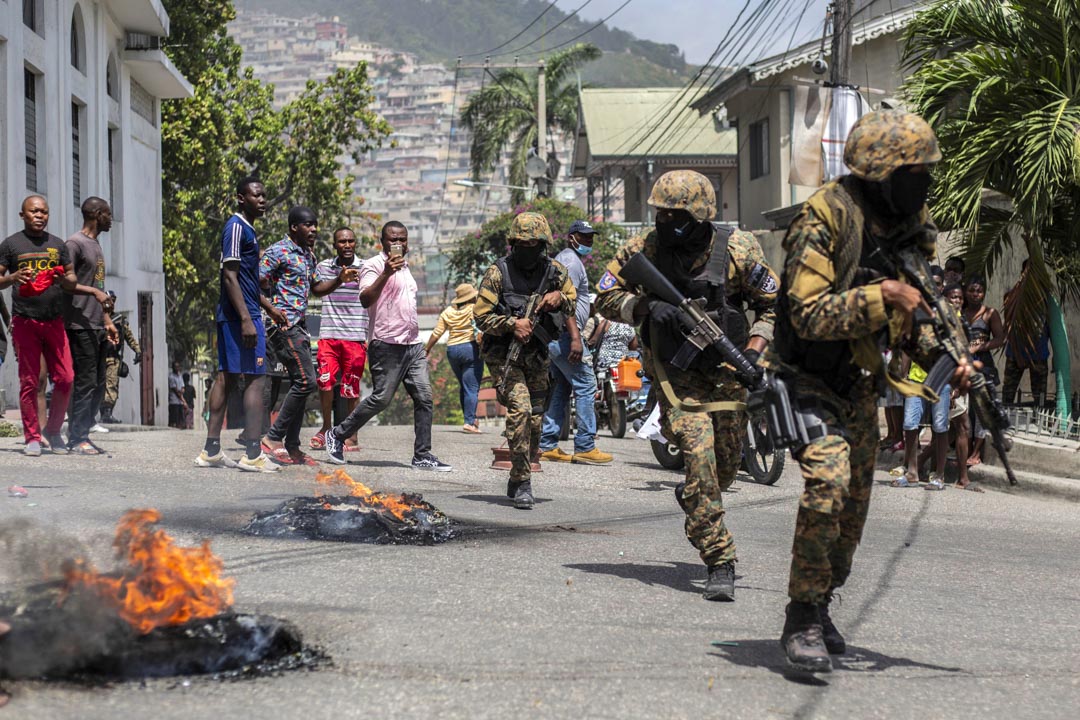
[0,0,171,425]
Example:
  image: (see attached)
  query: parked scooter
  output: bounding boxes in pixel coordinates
[558,356,647,440]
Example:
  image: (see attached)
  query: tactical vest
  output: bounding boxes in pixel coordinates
[648,224,750,369]
[482,256,560,354]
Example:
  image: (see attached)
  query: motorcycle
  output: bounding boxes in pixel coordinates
[558,357,647,440]
[638,389,785,486]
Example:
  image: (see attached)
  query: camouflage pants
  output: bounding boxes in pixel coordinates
[101,357,121,410]
[787,383,878,604]
[489,354,550,483]
[659,375,745,567]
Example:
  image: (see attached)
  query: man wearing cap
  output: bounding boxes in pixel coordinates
[311,227,369,452]
[425,282,485,433]
[538,220,612,465]
[474,212,577,508]
[259,207,357,466]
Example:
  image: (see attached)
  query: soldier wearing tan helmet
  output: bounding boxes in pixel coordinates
[771,110,974,673]
[473,212,578,509]
[595,169,779,603]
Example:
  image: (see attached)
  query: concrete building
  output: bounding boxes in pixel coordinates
[571,87,738,226]
[0,0,191,424]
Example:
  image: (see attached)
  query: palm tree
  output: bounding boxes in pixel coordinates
[901,0,1080,339]
[460,43,601,204]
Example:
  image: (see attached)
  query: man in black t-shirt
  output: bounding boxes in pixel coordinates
[0,195,112,456]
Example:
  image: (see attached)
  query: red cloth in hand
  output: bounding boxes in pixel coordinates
[18,266,66,297]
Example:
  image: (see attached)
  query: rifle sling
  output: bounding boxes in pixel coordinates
[652,358,745,414]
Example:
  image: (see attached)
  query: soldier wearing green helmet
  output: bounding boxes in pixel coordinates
[770,109,969,673]
[473,212,578,509]
[595,169,779,603]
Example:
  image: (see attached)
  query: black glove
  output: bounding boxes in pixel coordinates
[133,352,143,365]
[646,298,685,333]
[743,348,761,367]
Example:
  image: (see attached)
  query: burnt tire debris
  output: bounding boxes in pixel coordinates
[244,494,455,545]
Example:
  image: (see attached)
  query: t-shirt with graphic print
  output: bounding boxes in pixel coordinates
[259,237,318,328]
[0,230,71,321]
[64,231,107,329]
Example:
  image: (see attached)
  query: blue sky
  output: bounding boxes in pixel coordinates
[553,0,833,65]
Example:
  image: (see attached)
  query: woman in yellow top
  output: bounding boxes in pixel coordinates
[425,283,485,433]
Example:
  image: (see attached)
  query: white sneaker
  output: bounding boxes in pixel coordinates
[238,453,281,473]
[90,424,110,434]
[194,450,239,469]
[24,441,42,457]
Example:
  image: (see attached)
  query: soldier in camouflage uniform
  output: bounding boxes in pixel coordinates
[100,304,141,423]
[474,212,577,509]
[595,170,778,602]
[771,110,974,673]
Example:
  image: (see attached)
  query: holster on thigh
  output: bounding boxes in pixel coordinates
[529,387,548,416]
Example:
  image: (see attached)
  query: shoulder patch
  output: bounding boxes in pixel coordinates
[748,262,778,293]
[598,270,617,291]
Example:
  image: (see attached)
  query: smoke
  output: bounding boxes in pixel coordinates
[0,518,131,679]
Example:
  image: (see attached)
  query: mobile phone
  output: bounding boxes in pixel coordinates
[389,242,404,258]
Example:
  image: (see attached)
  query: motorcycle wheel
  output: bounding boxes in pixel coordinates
[742,413,785,485]
[608,388,627,439]
[651,439,684,471]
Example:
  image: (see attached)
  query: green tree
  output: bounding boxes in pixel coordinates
[446,198,625,290]
[160,0,392,361]
[459,43,601,204]
[901,0,1080,337]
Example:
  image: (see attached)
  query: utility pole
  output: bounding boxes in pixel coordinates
[829,0,853,86]
[537,60,546,167]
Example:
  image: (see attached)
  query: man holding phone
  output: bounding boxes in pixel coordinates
[323,221,451,471]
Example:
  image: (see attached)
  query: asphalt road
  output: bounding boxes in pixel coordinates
[1,424,1078,719]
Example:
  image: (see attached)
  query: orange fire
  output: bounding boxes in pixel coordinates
[65,509,235,635]
[314,469,416,520]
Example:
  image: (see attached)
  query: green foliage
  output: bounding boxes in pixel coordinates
[446,198,626,289]
[460,43,601,204]
[376,345,470,426]
[901,0,1080,340]
[248,0,692,84]
[160,0,392,360]
[0,421,19,438]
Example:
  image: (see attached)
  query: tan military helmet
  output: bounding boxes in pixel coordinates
[507,211,553,244]
[646,170,717,222]
[843,110,942,182]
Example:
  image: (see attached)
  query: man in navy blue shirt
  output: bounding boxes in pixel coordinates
[194,176,285,472]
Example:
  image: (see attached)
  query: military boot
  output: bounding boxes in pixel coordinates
[703,561,735,602]
[780,602,832,673]
[818,594,846,655]
[512,481,535,509]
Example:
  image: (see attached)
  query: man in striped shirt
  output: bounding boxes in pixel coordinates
[311,227,368,451]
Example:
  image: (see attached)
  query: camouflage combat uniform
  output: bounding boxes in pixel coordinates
[473,213,576,491]
[102,314,141,415]
[596,171,778,572]
[772,111,945,609]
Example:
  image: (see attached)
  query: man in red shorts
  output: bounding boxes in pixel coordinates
[311,227,368,452]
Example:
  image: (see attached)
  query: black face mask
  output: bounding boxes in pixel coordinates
[886,167,932,217]
[511,242,546,271]
[656,216,697,247]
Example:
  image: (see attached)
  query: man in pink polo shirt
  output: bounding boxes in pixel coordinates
[323,221,451,471]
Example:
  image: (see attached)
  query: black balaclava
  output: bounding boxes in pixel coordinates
[654,211,712,291]
[866,166,931,220]
[511,242,547,271]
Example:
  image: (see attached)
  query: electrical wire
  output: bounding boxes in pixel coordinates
[492,0,598,58]
[516,0,635,57]
[460,1,561,58]
[432,66,461,244]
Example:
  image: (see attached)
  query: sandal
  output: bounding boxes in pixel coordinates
[888,466,906,477]
[70,441,101,456]
[344,443,362,452]
[925,473,946,491]
[263,443,294,465]
[309,432,326,450]
[288,450,319,467]
[890,471,918,488]
[956,482,985,493]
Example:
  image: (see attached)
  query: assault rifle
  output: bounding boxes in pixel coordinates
[870,229,1019,485]
[497,260,555,396]
[619,252,802,449]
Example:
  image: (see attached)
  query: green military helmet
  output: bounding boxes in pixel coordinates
[506,211,553,244]
[646,170,717,222]
[843,110,942,182]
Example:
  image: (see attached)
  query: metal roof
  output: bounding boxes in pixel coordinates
[577,88,736,160]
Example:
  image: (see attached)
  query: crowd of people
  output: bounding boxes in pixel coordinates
[0,110,1054,676]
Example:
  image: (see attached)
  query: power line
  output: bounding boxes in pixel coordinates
[517,0,635,57]
[460,1,560,58]
[492,0,598,58]
[432,66,462,244]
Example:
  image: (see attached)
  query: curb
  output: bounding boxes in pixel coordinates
[874,450,1080,503]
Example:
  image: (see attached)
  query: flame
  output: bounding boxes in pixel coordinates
[314,469,416,520]
[65,509,235,634]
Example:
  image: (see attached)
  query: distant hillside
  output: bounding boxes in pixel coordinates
[237,0,693,87]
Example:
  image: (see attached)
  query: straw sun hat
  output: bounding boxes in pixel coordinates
[452,283,479,306]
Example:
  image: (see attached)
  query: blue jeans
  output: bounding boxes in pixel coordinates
[540,333,597,452]
[902,384,950,434]
[446,341,484,425]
